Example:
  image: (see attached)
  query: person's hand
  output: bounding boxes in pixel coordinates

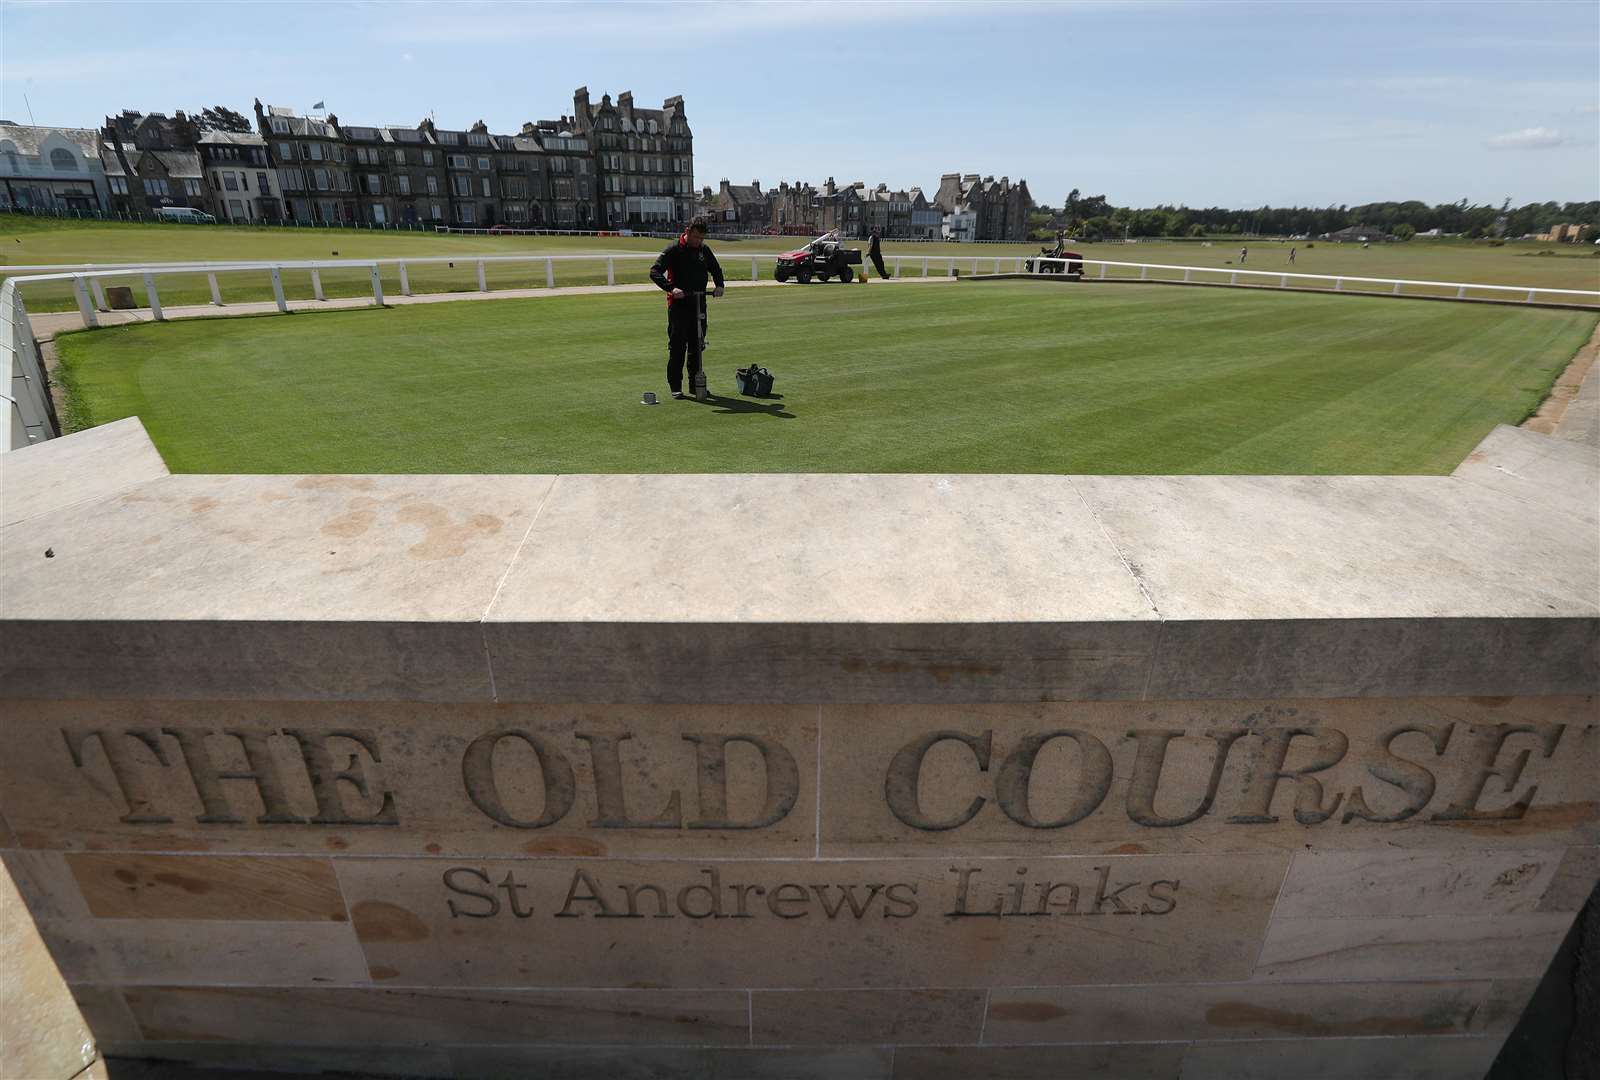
[713,285,724,298]
[670,288,685,300]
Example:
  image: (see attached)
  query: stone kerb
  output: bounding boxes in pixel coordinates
[0,417,1595,1080]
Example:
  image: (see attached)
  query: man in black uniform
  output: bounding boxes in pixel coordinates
[868,229,890,279]
[648,217,725,400]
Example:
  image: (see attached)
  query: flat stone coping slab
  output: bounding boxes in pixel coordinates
[0,420,1594,703]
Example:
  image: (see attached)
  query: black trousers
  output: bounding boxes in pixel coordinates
[666,300,706,392]
[870,251,890,278]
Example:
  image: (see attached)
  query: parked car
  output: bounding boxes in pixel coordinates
[156,206,216,225]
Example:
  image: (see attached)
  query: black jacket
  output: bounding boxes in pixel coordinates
[649,234,725,305]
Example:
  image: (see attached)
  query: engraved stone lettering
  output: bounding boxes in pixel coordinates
[1432,722,1566,821]
[884,730,992,831]
[1126,728,1248,827]
[163,727,305,825]
[1226,727,1350,825]
[681,733,799,830]
[443,867,499,919]
[281,729,399,826]
[995,730,1114,828]
[62,728,174,824]
[460,729,576,829]
[576,732,683,829]
[1342,724,1451,824]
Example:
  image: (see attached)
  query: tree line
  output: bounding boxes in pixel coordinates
[1037,190,1600,241]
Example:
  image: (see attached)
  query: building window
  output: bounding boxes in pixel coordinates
[314,168,331,191]
[477,156,490,171]
[468,132,489,146]
[431,201,442,220]
[459,204,475,224]
[257,171,270,193]
[223,173,239,191]
[426,175,438,195]
[480,177,490,198]
[448,154,468,169]
[277,141,294,160]
[397,174,411,195]
[439,132,460,145]
[145,178,171,196]
[365,174,381,194]
[422,150,434,165]
[271,117,290,134]
[307,142,324,161]
[452,175,470,196]
[394,149,405,165]
[110,176,128,194]
[49,148,79,170]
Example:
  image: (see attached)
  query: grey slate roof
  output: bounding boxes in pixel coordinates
[0,123,101,158]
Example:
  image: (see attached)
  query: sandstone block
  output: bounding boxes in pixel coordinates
[39,919,368,985]
[1255,913,1573,981]
[1537,845,1600,911]
[984,979,1492,1045]
[100,1042,452,1078]
[893,1043,1185,1080]
[750,988,985,1045]
[1177,1034,1503,1079]
[67,854,347,921]
[446,1045,893,1080]
[121,986,750,1046]
[2,851,92,921]
[335,854,1283,989]
[1272,849,1566,917]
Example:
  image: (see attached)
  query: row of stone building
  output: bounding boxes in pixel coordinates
[701,173,1034,241]
[0,87,694,229]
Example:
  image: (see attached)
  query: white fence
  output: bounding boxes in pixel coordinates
[5,251,1596,452]
[1033,257,1600,305]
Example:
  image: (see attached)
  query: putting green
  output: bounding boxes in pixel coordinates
[55,280,1597,475]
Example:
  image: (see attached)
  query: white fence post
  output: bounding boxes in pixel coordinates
[1334,278,1343,292]
[895,256,902,276]
[751,256,758,282]
[269,267,287,312]
[72,276,97,329]
[1456,286,1465,299]
[399,262,411,296]
[1099,263,1107,279]
[546,258,554,288]
[922,257,929,277]
[476,260,487,292]
[1392,282,1402,296]
[89,278,107,311]
[207,273,222,306]
[311,269,324,301]
[370,265,385,306]
[1140,266,1148,280]
[142,272,164,321]
[1183,269,1191,282]
[606,257,615,287]
[1280,275,1288,287]
[1230,271,1237,285]
[1526,289,1535,302]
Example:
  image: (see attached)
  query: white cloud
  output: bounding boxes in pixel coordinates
[1485,126,1565,150]
[1579,103,1599,114]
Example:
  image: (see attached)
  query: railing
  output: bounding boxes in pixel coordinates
[1,278,58,450]
[1031,258,1600,306]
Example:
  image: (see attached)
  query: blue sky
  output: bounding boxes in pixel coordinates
[3,0,1596,208]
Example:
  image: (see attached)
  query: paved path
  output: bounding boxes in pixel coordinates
[27,276,955,342]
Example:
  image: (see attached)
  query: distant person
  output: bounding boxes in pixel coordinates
[1239,246,1248,264]
[1289,247,1296,264]
[868,229,890,279]
[648,217,725,400]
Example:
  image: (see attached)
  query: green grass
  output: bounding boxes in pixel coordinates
[6,214,1597,313]
[55,281,1597,475]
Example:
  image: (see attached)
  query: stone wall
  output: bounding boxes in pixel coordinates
[1,418,1595,1080]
